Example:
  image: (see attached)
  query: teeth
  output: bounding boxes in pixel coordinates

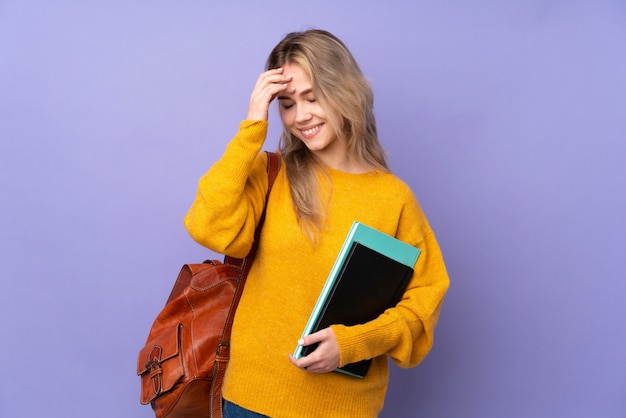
[301,125,320,136]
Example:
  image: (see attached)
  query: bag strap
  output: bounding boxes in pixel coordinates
[222,151,280,268]
[210,152,280,417]
[220,150,280,342]
[211,152,280,417]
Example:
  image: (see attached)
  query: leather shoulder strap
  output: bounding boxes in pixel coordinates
[265,151,280,192]
[236,150,280,281]
[211,151,281,417]
[223,151,280,267]
[221,150,280,330]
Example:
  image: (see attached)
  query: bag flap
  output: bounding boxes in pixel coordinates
[137,324,184,404]
[137,323,182,375]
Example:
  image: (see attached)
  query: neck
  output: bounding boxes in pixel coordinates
[316,152,371,174]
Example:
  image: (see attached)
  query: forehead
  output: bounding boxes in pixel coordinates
[282,62,313,94]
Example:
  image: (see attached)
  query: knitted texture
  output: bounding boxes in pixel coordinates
[184,120,449,417]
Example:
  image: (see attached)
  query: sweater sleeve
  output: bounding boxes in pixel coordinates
[183,120,271,258]
[331,192,450,369]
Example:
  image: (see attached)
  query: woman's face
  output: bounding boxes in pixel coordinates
[277,62,348,167]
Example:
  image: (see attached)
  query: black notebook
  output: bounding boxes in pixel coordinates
[293,222,421,378]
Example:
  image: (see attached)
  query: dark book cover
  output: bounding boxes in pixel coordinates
[299,241,415,377]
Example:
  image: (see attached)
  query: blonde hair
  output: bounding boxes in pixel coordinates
[266,29,389,238]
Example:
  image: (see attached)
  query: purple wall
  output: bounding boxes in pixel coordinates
[1,1,625,417]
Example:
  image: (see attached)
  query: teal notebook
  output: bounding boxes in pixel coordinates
[293,221,421,378]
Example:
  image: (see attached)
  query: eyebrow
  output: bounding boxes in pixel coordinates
[277,88,314,101]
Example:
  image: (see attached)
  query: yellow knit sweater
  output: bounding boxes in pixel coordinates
[184,120,449,417]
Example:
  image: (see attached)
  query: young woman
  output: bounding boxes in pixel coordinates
[184,29,449,418]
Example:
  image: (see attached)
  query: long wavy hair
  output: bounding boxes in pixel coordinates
[266,29,389,239]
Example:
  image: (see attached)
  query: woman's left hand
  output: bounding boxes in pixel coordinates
[288,328,340,373]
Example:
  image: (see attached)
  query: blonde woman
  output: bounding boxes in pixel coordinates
[184,29,449,418]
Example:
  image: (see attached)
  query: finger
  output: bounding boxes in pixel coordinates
[256,69,292,89]
[264,82,292,99]
[300,329,328,347]
[253,77,292,99]
[288,353,312,371]
[249,85,288,113]
[290,351,326,372]
[253,68,282,85]
[250,68,293,106]
[247,81,292,120]
[290,348,325,373]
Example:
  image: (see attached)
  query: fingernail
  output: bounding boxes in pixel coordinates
[298,339,305,346]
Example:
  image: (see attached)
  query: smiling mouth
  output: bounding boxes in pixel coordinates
[299,124,323,138]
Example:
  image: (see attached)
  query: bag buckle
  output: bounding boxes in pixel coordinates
[145,346,163,396]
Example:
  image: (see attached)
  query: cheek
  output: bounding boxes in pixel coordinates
[279,109,294,126]
[312,103,327,119]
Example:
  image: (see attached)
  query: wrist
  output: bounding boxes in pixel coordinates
[246,106,268,121]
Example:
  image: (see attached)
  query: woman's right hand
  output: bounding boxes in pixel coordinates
[246,68,293,121]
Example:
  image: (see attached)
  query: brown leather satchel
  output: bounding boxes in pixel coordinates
[137,151,280,418]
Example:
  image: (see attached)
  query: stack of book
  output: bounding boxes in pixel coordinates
[293,221,421,378]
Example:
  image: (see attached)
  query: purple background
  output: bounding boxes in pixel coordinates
[1,1,625,417]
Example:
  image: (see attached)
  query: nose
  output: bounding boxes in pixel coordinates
[295,103,312,124]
